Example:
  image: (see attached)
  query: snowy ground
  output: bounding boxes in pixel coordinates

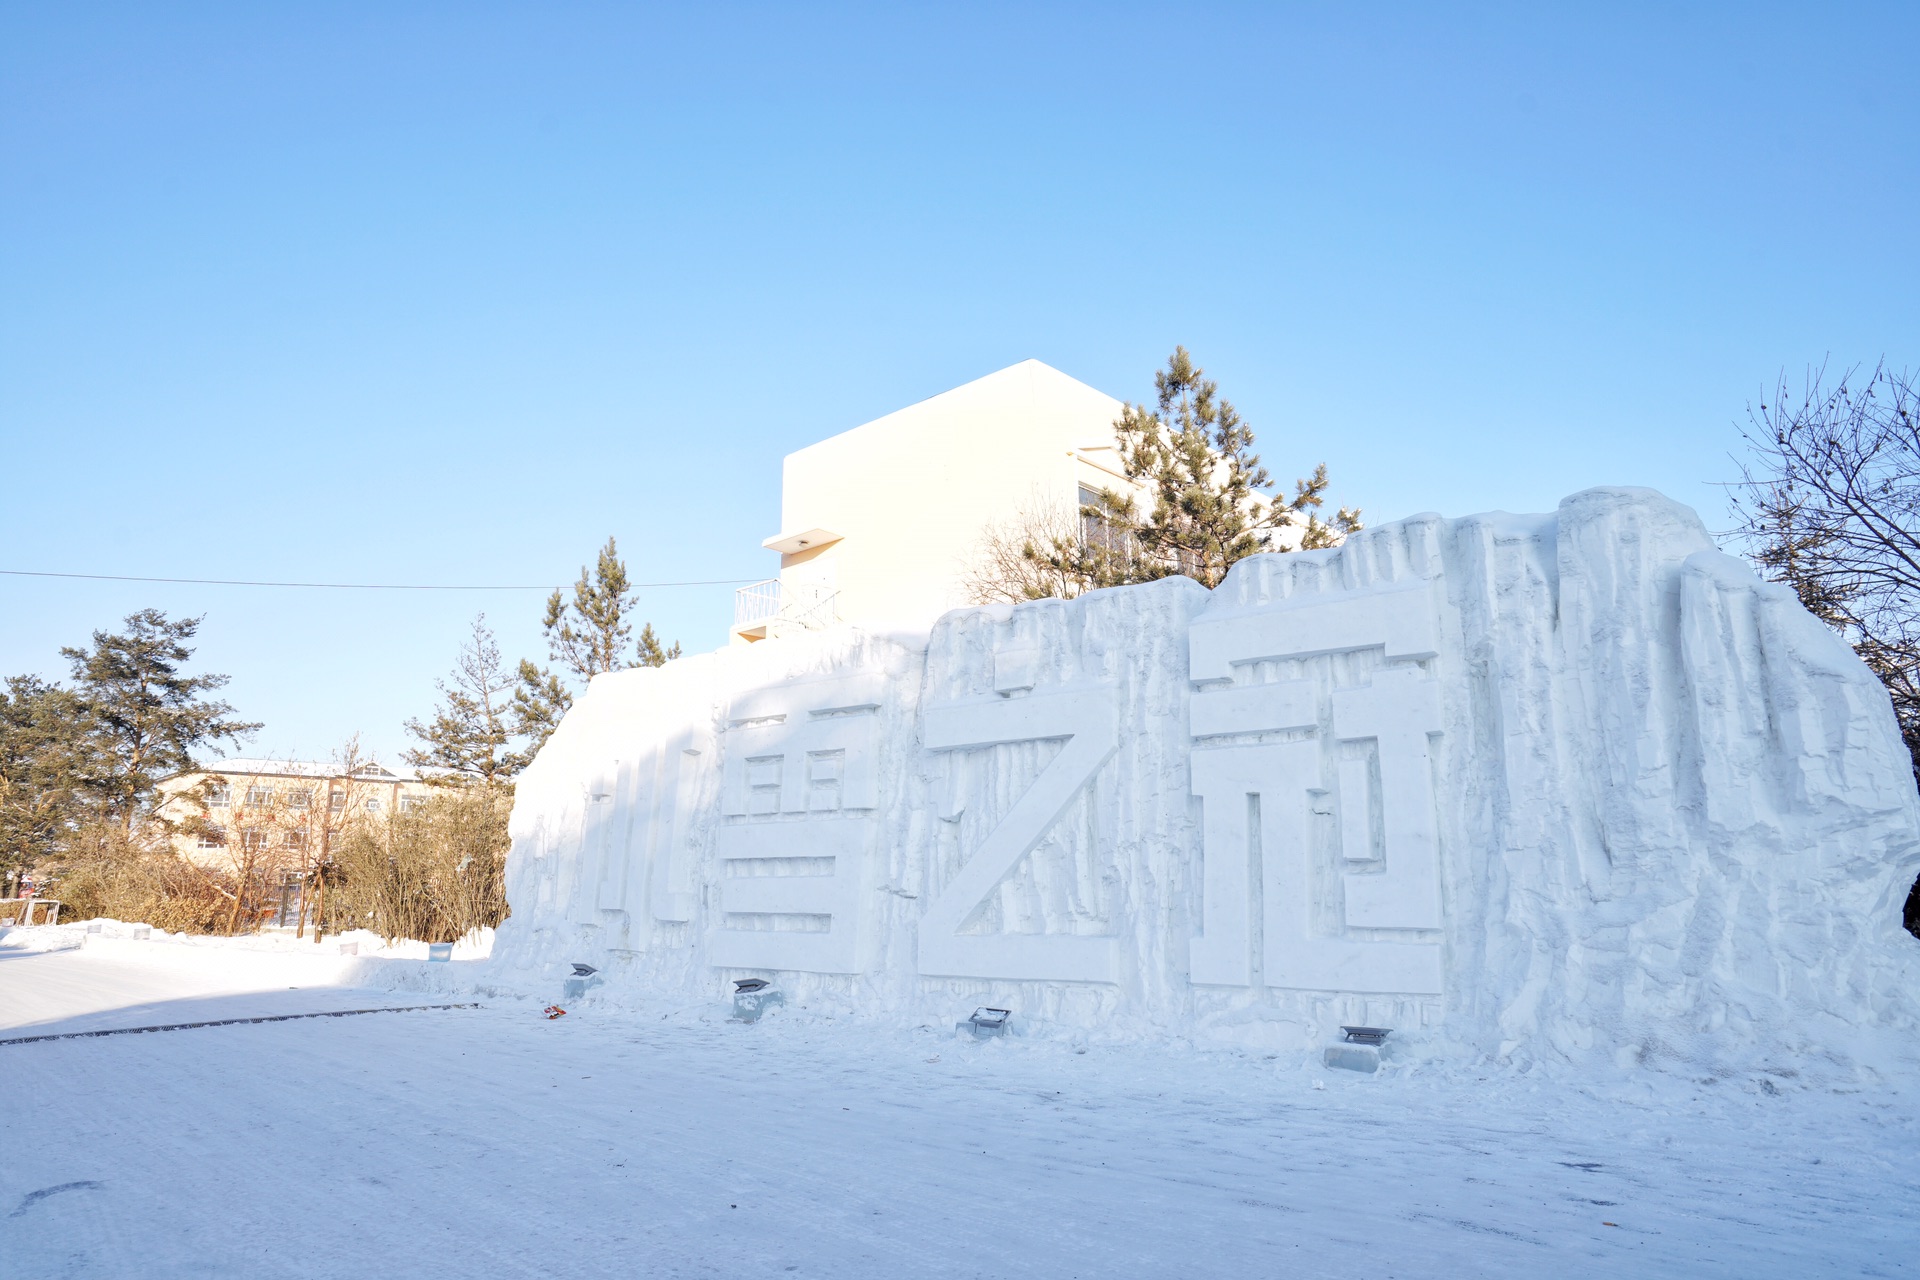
[0,938,439,1041]
[1,930,1914,1279]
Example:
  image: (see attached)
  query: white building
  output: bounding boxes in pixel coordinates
[731,359,1138,643]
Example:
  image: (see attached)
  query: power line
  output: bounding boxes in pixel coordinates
[0,569,759,591]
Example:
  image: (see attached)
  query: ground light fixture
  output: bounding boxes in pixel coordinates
[564,963,602,1000]
[959,1007,1012,1039]
[1326,1026,1393,1074]
[731,977,783,1023]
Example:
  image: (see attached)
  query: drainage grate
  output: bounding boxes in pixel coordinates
[0,1003,480,1047]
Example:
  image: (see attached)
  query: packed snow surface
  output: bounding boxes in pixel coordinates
[0,921,483,1038]
[499,487,1920,1076]
[1,935,1915,1279]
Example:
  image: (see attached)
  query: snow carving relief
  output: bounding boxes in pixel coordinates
[507,489,1920,1061]
[568,759,629,928]
[553,578,1449,998]
[646,729,707,924]
[1187,582,1446,995]
[920,672,1120,983]
[569,723,712,933]
[710,673,885,973]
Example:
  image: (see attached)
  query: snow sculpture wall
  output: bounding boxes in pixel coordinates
[496,488,1920,1070]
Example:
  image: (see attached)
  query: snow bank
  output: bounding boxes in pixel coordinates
[494,487,1920,1073]
[0,923,85,953]
[14,919,495,960]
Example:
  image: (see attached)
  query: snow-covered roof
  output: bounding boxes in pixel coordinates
[790,358,1124,459]
[176,758,419,783]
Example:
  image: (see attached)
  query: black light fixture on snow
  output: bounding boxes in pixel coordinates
[564,962,602,999]
[732,977,783,1023]
[959,1007,1013,1039]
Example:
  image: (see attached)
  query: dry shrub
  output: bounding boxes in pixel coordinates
[36,791,510,943]
[321,787,509,944]
[44,826,254,935]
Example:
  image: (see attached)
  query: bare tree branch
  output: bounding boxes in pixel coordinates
[1729,360,1920,802]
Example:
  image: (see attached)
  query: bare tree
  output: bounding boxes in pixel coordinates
[300,737,389,943]
[1729,362,1920,770]
[176,768,306,934]
[961,489,1136,605]
[175,740,390,942]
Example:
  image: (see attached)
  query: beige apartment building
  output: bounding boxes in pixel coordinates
[155,758,432,871]
[730,359,1143,643]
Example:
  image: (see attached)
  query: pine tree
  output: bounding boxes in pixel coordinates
[637,622,682,668]
[508,661,573,763]
[403,615,519,789]
[510,537,680,761]
[61,610,259,830]
[541,538,637,679]
[1039,347,1361,592]
[0,675,97,876]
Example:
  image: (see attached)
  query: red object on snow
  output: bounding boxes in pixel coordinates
[543,1005,567,1020]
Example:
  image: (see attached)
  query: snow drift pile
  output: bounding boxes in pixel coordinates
[493,487,1920,1070]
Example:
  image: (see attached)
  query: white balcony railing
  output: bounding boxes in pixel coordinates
[735,579,783,628]
[734,579,839,636]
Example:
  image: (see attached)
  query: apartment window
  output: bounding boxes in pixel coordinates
[287,789,312,810]
[1078,484,1133,558]
[244,829,268,851]
[246,786,273,808]
[206,784,230,808]
[1076,484,1104,531]
[196,824,226,850]
[285,830,307,851]
[329,791,346,814]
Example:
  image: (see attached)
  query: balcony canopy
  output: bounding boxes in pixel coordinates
[761,526,843,555]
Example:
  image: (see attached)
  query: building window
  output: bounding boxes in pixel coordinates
[329,791,346,813]
[285,830,307,851]
[246,786,273,807]
[1078,484,1133,558]
[398,795,422,813]
[244,829,268,851]
[364,798,381,814]
[287,789,312,810]
[197,824,226,849]
[206,784,230,808]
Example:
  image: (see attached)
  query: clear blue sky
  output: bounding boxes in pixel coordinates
[3,3,1916,765]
